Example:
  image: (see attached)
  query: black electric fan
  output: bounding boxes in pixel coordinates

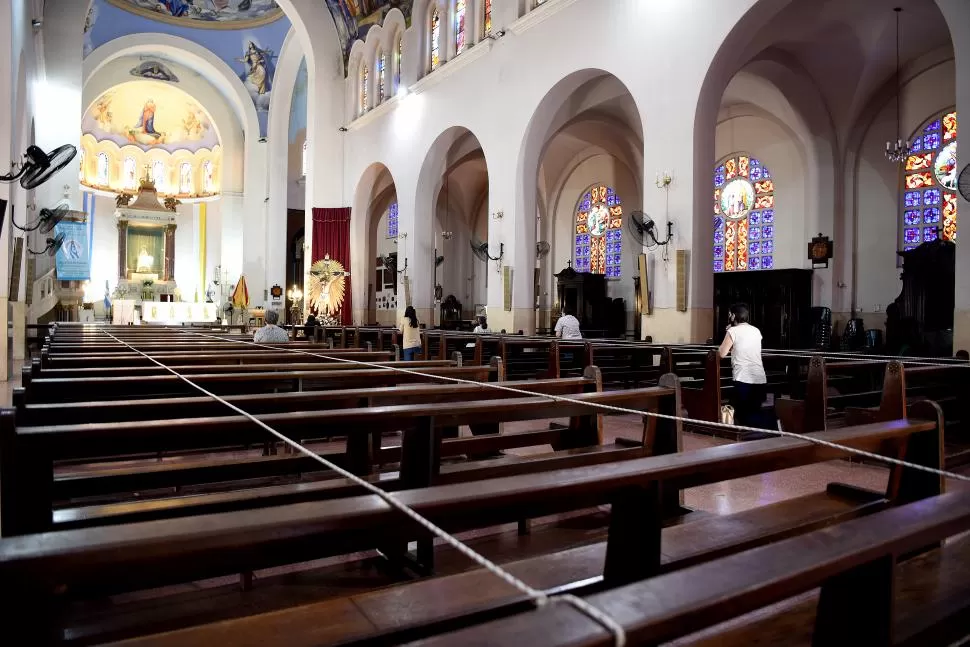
[13,202,69,233]
[470,237,504,262]
[1,145,77,190]
[28,231,66,256]
[959,164,970,202]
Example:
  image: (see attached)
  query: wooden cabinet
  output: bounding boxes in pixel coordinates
[713,269,814,349]
[553,265,625,337]
[888,240,954,356]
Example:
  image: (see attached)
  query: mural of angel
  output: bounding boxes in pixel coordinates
[307,255,348,317]
[237,40,276,96]
[92,94,114,131]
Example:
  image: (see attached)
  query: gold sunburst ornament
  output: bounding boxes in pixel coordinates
[306,255,348,316]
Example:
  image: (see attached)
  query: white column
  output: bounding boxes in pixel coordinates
[936,0,970,353]
[491,156,535,334]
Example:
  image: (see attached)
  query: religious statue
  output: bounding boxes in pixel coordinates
[136,245,155,273]
[306,255,348,317]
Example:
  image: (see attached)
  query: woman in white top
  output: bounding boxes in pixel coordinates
[473,316,490,334]
[399,306,422,361]
[554,307,583,340]
[718,303,768,428]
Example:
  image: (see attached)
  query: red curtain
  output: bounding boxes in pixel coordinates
[311,207,353,325]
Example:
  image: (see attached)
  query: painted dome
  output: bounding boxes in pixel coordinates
[82,80,219,155]
[105,0,283,28]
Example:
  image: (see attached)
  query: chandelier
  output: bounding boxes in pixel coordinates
[885,7,907,164]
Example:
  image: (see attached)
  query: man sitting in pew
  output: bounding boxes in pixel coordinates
[253,309,290,343]
[718,303,774,430]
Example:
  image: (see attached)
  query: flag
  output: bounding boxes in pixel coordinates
[231,275,250,308]
[103,280,111,311]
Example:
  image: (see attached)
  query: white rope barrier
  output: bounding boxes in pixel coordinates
[97,330,628,647]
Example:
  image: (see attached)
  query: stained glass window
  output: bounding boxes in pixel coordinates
[151,160,166,190]
[203,161,214,193]
[387,202,399,238]
[455,0,466,55]
[574,185,623,277]
[123,156,137,189]
[360,64,369,114]
[302,141,309,177]
[179,162,192,194]
[430,8,441,71]
[713,155,775,272]
[96,152,109,186]
[482,0,492,37]
[378,51,387,103]
[900,110,957,250]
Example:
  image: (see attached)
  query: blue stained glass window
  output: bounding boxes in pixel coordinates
[714,155,776,272]
[905,191,923,207]
[903,210,921,226]
[575,185,622,276]
[923,227,939,242]
[925,119,941,132]
[387,203,399,238]
[904,245,916,251]
[923,189,941,205]
[923,208,941,224]
[900,111,958,252]
[714,166,726,187]
[762,240,774,254]
[910,138,923,153]
[903,228,921,244]
[924,133,941,150]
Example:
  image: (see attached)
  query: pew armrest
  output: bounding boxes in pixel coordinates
[775,398,806,434]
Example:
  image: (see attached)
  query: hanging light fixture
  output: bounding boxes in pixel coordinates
[885,7,908,164]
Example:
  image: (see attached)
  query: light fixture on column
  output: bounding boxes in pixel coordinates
[885,7,908,165]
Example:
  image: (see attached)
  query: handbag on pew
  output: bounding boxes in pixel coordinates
[720,404,735,426]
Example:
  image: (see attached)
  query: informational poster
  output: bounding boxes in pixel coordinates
[54,220,91,281]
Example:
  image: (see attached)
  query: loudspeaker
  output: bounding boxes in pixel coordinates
[637,253,649,315]
[503,266,513,312]
[676,250,688,312]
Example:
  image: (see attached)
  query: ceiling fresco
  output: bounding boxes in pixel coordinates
[85,0,291,137]
[104,0,284,29]
[82,80,220,154]
[325,0,413,74]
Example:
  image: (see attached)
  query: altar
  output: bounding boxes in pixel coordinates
[112,300,219,325]
[115,175,179,296]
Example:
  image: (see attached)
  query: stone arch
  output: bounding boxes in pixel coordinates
[350,162,399,324]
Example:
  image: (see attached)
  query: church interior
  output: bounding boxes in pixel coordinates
[0,0,970,644]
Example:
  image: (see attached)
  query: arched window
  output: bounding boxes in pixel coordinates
[377,51,387,103]
[430,7,441,71]
[96,152,109,186]
[302,141,309,177]
[123,156,137,189]
[575,185,623,277]
[203,160,214,193]
[151,160,166,190]
[387,202,399,238]
[713,155,775,272]
[179,162,193,194]
[482,0,492,37]
[394,36,403,93]
[360,63,369,114]
[901,110,958,249]
[455,0,467,55]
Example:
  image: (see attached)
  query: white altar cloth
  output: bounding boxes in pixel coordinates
[142,302,219,324]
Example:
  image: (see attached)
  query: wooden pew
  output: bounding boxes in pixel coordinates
[0,416,941,645]
[408,484,969,647]
[1,382,680,535]
[38,349,396,369]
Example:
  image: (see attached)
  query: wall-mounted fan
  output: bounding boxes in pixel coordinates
[13,202,69,233]
[536,241,551,260]
[1,145,76,190]
[28,232,66,256]
[629,210,673,247]
[959,165,970,202]
[470,237,504,262]
[382,253,407,275]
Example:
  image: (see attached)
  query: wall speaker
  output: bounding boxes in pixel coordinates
[637,253,649,315]
[503,266,513,312]
[676,250,688,312]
